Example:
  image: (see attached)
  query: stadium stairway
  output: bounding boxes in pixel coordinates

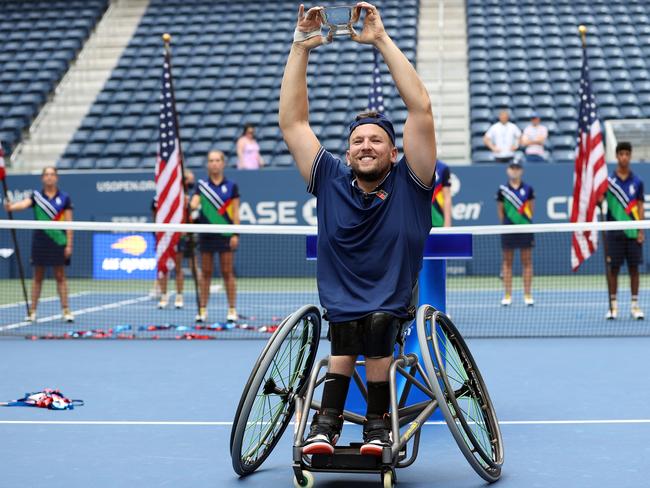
[12,0,150,171]
[417,0,470,164]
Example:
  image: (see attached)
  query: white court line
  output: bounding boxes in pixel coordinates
[1,419,650,426]
[446,302,607,309]
[0,295,152,332]
[0,292,90,310]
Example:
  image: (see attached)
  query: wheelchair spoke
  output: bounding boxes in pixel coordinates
[232,307,321,476]
[436,327,468,383]
[432,316,497,465]
[242,394,286,460]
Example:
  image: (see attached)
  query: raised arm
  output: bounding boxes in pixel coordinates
[279,5,323,183]
[352,2,436,186]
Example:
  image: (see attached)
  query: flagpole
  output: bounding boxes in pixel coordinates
[579,24,614,315]
[1,177,30,318]
[162,33,201,315]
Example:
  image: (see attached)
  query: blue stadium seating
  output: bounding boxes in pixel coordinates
[59,0,420,169]
[467,0,650,163]
[0,0,108,156]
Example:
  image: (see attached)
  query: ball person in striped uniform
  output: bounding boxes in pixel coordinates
[602,142,645,320]
[4,166,74,322]
[496,161,535,307]
[190,150,240,323]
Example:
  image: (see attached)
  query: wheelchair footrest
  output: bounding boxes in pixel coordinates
[310,443,406,469]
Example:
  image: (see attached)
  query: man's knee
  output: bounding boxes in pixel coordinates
[329,355,357,376]
[365,356,392,382]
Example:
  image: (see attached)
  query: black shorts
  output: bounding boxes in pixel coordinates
[501,233,534,250]
[199,234,232,254]
[31,232,68,267]
[328,312,403,358]
[607,231,643,268]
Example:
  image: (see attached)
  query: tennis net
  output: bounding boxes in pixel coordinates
[0,219,649,339]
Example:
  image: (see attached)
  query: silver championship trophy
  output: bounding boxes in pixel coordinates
[320,5,357,40]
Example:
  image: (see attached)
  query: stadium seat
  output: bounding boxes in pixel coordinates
[599,106,621,119]
[466,1,650,162]
[74,1,418,166]
[3,1,110,158]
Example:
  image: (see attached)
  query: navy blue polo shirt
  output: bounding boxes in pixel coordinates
[308,146,434,322]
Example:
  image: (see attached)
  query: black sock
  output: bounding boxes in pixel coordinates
[366,381,390,418]
[320,373,351,414]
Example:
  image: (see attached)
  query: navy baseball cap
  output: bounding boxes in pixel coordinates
[348,112,396,145]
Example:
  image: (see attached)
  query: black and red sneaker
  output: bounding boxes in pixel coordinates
[360,415,391,457]
[302,409,343,455]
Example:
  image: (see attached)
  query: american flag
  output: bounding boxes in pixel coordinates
[367,49,385,113]
[570,45,608,271]
[154,48,184,276]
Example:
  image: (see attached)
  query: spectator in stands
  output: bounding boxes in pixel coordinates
[496,162,535,307]
[602,142,645,320]
[190,150,240,323]
[483,110,521,164]
[236,124,265,169]
[521,112,548,163]
[3,167,74,322]
[432,159,452,227]
[152,170,199,309]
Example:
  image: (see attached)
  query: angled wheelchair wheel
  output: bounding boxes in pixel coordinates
[417,305,504,483]
[231,305,321,476]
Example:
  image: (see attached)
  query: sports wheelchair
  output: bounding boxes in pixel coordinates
[230,304,503,487]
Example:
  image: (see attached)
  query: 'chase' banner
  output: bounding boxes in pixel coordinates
[93,233,157,280]
[5,165,650,225]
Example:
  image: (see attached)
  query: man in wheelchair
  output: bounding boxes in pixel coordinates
[279,2,436,457]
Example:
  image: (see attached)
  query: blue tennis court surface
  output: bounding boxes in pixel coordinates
[0,291,320,338]
[1,338,649,487]
[2,287,650,338]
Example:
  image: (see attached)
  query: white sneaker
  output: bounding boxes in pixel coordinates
[195,308,207,323]
[157,294,168,309]
[227,308,238,322]
[26,311,36,322]
[605,307,618,320]
[501,296,512,306]
[174,294,184,309]
[63,309,74,323]
[631,303,645,320]
[524,295,535,306]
